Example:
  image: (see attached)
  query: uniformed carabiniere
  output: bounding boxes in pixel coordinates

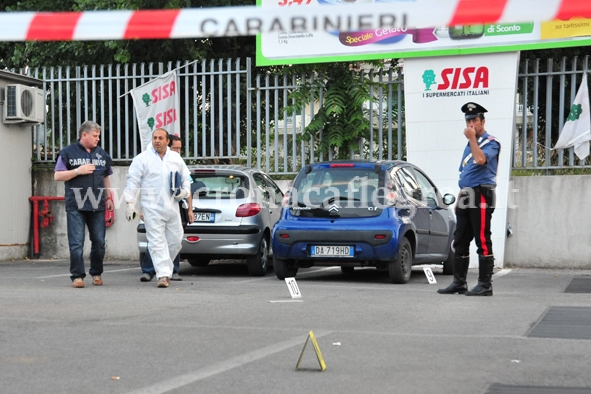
[438,102,500,297]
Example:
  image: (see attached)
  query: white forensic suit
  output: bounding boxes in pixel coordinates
[124,145,191,279]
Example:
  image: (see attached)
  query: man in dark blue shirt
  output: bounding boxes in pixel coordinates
[438,102,500,297]
[55,121,113,288]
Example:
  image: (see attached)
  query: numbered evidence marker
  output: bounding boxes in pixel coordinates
[295,331,327,372]
[423,267,437,284]
[285,277,302,298]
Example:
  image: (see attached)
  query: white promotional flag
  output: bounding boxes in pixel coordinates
[553,73,591,160]
[130,71,180,151]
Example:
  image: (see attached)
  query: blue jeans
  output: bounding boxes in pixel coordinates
[67,210,106,281]
[141,243,180,277]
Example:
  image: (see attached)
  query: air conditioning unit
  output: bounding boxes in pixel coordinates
[3,84,45,125]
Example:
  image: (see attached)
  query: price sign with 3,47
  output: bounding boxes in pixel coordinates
[278,0,311,6]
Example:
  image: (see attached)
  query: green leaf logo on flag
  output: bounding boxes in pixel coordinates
[142,93,151,107]
[553,73,591,160]
[567,103,582,121]
[147,117,155,131]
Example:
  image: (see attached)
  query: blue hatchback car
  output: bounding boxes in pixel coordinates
[272,160,457,283]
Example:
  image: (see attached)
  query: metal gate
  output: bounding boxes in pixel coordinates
[27,55,591,174]
[29,58,405,175]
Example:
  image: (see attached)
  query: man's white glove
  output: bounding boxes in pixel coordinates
[174,188,190,201]
[125,203,138,221]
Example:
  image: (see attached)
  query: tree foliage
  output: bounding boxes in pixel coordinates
[0,0,256,68]
[283,61,391,160]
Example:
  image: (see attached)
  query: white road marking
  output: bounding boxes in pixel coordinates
[297,267,341,275]
[125,331,332,394]
[233,266,340,283]
[494,269,512,278]
[268,299,304,303]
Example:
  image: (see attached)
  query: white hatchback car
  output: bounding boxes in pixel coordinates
[137,165,284,276]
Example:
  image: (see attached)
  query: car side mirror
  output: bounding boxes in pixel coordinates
[443,193,456,206]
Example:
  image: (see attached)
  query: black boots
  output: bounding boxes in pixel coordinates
[437,255,469,294]
[465,255,494,296]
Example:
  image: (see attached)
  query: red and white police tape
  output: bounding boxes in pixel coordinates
[0,0,588,41]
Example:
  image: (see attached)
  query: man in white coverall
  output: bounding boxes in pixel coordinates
[124,128,191,288]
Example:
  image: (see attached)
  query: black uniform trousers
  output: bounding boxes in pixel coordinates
[452,186,495,257]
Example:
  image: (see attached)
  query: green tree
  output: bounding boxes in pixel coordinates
[0,0,256,68]
[282,61,395,160]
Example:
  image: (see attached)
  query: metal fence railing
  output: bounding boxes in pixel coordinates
[28,59,405,175]
[24,55,591,174]
[515,55,591,170]
[249,66,405,175]
[30,59,250,164]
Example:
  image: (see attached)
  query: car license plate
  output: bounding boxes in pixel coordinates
[311,245,353,257]
[194,212,214,222]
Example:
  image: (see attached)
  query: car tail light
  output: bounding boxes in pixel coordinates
[375,234,387,240]
[193,169,216,173]
[236,203,261,217]
[186,236,200,243]
[385,191,398,205]
[279,233,289,239]
[329,163,354,167]
[282,191,290,207]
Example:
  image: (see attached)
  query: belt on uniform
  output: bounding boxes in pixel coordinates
[460,184,495,194]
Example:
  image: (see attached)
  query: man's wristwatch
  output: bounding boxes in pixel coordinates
[75,168,79,175]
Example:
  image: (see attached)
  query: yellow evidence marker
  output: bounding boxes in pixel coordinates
[295,331,327,372]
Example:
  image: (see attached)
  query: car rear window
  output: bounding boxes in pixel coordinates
[290,167,385,218]
[190,174,248,199]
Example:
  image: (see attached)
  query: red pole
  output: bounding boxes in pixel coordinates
[29,196,65,257]
[32,199,39,255]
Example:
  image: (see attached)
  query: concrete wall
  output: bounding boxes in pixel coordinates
[22,170,591,269]
[505,175,591,269]
[35,167,141,261]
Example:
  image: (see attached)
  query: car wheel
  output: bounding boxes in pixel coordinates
[188,258,210,267]
[388,237,413,284]
[274,257,298,280]
[247,236,269,276]
[139,252,145,267]
[341,266,354,274]
[442,247,454,275]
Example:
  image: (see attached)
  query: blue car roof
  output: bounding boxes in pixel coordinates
[308,160,406,170]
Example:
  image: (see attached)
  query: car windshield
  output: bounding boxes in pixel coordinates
[190,173,248,199]
[290,166,384,218]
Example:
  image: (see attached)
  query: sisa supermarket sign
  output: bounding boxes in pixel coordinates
[421,66,490,98]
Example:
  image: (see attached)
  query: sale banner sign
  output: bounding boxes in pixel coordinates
[257,0,591,66]
[130,71,180,151]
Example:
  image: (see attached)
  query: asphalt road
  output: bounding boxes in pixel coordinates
[1,259,590,394]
